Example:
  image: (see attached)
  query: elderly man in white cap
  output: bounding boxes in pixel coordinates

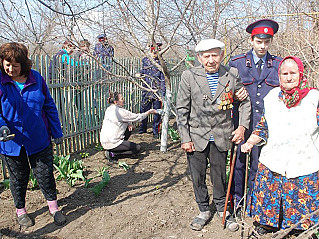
[176,39,251,231]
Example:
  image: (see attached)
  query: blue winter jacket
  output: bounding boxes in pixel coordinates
[140,57,166,99]
[0,70,63,156]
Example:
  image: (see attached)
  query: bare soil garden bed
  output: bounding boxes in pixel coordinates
[0,130,270,239]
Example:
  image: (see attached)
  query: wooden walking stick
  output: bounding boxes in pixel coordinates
[243,152,250,220]
[222,143,238,226]
[241,152,250,239]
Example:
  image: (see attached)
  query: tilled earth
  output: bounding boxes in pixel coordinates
[0,130,272,239]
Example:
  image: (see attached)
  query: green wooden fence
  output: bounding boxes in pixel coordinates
[30,55,183,155]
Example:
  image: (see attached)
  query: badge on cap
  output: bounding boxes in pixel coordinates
[246,19,279,38]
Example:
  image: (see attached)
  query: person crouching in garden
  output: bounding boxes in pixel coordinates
[100,92,157,162]
[0,42,66,228]
[241,56,319,236]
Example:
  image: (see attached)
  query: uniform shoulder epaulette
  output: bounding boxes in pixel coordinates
[231,53,247,61]
[271,55,282,62]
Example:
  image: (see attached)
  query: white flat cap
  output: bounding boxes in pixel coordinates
[195,39,225,53]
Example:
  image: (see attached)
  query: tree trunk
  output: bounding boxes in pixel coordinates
[146,0,154,44]
[160,89,172,152]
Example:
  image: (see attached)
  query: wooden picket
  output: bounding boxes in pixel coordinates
[30,55,182,155]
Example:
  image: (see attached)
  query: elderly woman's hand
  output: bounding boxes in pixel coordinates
[241,134,262,153]
[241,141,254,153]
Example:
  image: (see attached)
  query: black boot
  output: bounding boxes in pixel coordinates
[51,211,66,226]
[17,214,34,228]
[105,150,117,163]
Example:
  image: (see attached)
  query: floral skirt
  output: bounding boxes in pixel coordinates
[247,163,319,230]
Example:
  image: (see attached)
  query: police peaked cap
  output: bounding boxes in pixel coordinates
[149,43,163,48]
[195,39,225,53]
[97,33,107,39]
[246,19,279,39]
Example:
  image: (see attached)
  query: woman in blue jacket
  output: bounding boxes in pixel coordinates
[0,42,66,227]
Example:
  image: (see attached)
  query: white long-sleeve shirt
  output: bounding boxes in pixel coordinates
[100,104,148,150]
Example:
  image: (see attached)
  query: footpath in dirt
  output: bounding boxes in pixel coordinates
[0,130,263,239]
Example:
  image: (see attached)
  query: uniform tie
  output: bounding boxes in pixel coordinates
[257,59,263,76]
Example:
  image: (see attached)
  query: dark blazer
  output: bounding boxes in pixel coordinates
[229,50,281,130]
[176,65,251,152]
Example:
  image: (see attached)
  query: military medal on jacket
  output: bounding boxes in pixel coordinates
[218,85,233,110]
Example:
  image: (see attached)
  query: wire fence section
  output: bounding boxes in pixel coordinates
[30,55,182,155]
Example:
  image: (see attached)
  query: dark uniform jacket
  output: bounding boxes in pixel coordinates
[229,49,282,131]
[93,43,114,64]
[140,57,166,98]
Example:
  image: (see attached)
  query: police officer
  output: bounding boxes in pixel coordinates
[93,33,114,68]
[138,43,166,139]
[229,19,282,213]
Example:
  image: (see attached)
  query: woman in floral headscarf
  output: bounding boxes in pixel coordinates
[241,56,319,236]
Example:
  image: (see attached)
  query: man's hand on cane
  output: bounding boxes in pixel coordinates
[230,125,246,144]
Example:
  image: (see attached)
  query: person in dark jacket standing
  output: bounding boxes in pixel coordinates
[0,42,66,228]
[228,19,282,215]
[137,43,166,139]
[93,33,114,69]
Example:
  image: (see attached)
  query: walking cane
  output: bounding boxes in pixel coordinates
[241,152,250,238]
[222,143,238,226]
[243,152,250,220]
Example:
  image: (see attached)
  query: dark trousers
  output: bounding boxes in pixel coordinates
[231,142,261,206]
[3,145,57,209]
[139,97,162,136]
[187,142,227,212]
[110,128,141,156]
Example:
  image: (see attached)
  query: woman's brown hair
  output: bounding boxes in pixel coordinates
[0,42,32,77]
[107,92,121,104]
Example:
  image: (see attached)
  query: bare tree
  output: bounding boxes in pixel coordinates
[6,0,319,152]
